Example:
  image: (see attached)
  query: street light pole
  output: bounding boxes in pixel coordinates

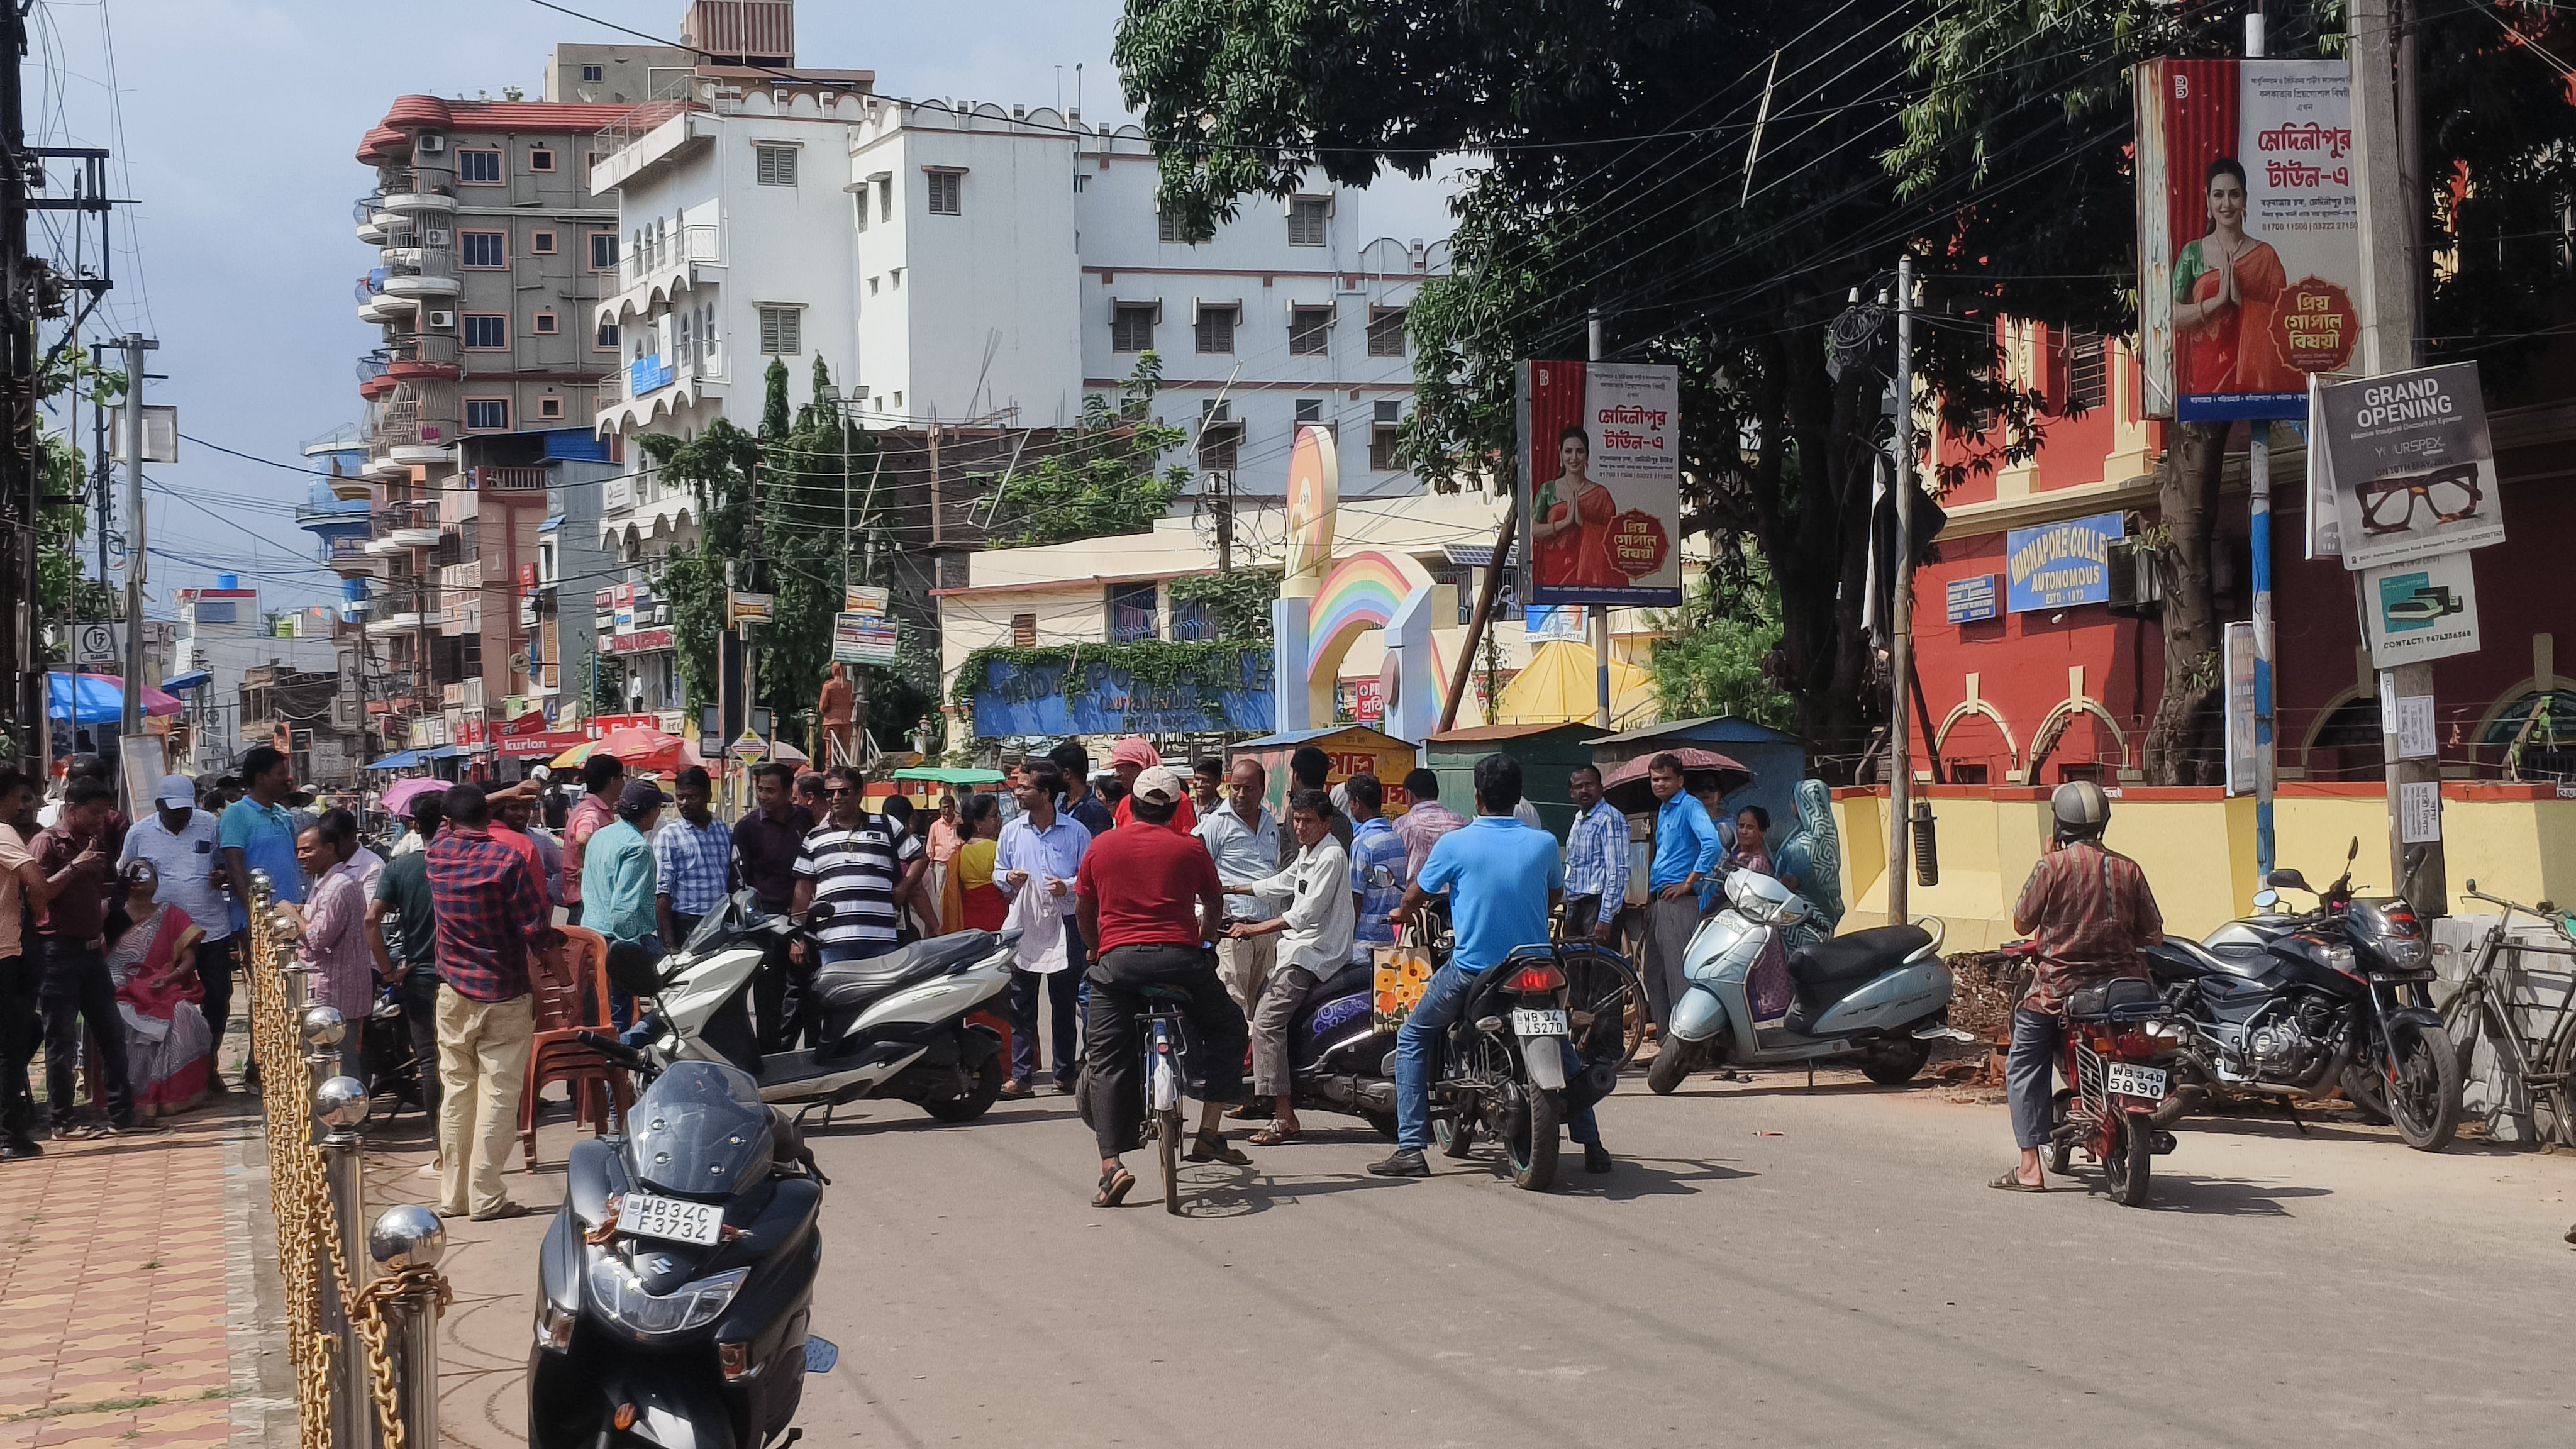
[118,333,157,737]
[1885,257,1914,925]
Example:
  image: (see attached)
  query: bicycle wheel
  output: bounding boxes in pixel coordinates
[2543,1019,2576,1150]
[1562,947,1648,1070]
[2438,975,2485,1080]
[1157,1106,1182,1214]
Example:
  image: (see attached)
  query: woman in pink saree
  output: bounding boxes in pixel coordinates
[106,860,213,1118]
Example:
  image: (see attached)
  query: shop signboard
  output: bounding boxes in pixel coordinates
[2359,549,2481,669]
[2004,512,2122,613]
[2314,362,2501,570]
[832,586,899,665]
[2135,58,2360,420]
[1516,359,1684,607]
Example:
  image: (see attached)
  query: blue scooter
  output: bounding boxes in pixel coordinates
[1646,871,1967,1094]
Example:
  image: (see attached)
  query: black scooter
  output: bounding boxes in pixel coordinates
[528,1034,830,1449]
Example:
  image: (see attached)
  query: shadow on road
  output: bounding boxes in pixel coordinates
[2109,1174,2333,1216]
[1558,1155,1757,1201]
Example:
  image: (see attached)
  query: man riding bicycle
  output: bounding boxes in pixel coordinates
[1075,766,1253,1207]
[1369,753,1613,1179]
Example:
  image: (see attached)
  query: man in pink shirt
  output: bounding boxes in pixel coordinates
[560,754,623,926]
[284,816,375,1081]
[1391,768,1468,889]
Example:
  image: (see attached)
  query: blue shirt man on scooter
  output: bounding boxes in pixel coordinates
[1368,753,1614,1180]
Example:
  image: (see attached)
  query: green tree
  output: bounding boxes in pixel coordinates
[1645,555,1795,731]
[980,353,1191,548]
[1116,0,2049,777]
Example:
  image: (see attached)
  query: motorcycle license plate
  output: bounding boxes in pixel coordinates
[1511,1008,1570,1037]
[2104,1062,2168,1100]
[621,1191,722,1247]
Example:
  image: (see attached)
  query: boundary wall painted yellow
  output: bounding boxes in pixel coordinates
[1830,786,2576,950]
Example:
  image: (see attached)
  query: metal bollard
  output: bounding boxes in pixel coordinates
[369,1204,447,1449]
[301,1006,348,1121]
[315,1076,377,1449]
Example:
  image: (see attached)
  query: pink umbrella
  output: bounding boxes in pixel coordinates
[380,777,449,816]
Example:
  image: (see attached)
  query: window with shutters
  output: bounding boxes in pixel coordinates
[926,170,962,215]
[458,150,503,184]
[1367,306,1409,357]
[1289,305,1333,355]
[1287,195,1329,246]
[532,310,558,335]
[1197,404,1241,471]
[1157,210,1196,244]
[1111,304,1155,353]
[1370,401,1402,471]
[1194,304,1237,355]
[594,318,621,352]
[758,306,802,355]
[1011,613,1037,648]
[2064,328,2109,413]
[877,176,893,222]
[755,144,799,187]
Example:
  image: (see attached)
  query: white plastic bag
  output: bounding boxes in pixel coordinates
[1006,880,1070,974]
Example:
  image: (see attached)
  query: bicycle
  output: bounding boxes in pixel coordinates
[1553,906,1648,1070]
[2440,879,2576,1145]
[1074,983,1195,1214]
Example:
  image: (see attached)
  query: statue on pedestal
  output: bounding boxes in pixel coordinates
[819,661,857,767]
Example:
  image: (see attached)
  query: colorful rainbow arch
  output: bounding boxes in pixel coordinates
[1307,550,1435,657]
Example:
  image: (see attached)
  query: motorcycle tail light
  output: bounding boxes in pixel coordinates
[1509,963,1565,994]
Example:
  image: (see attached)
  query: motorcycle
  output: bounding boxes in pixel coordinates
[1428,943,1619,1192]
[2143,837,2462,1151]
[529,1037,829,1449]
[2046,975,2191,1206]
[1276,956,1402,1137]
[1648,871,1967,1096]
[610,888,1016,1123]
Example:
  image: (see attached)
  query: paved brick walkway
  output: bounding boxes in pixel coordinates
[0,1104,246,1448]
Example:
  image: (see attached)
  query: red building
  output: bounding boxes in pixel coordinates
[1909,321,2573,786]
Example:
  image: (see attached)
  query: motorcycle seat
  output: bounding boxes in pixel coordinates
[2065,977,2162,1022]
[1787,924,1931,987]
[810,931,994,1014]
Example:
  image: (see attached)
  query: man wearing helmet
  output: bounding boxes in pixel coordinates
[1994,780,2164,1192]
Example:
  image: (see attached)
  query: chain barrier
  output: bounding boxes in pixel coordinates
[244,871,449,1449]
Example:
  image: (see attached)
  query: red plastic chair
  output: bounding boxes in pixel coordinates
[519,925,635,1169]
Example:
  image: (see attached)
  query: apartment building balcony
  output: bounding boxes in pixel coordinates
[365,610,446,638]
[473,465,550,495]
[379,165,455,215]
[353,196,389,245]
[597,223,723,328]
[381,248,458,302]
[364,501,441,555]
[594,349,728,435]
[355,272,409,325]
[373,393,460,467]
[322,536,381,576]
[380,332,460,381]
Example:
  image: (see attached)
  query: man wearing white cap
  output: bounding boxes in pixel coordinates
[118,775,241,1088]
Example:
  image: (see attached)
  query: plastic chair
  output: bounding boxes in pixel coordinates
[519,925,636,1169]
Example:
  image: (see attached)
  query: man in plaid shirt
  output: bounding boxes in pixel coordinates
[655,767,733,946]
[1562,765,1629,945]
[425,783,560,1222]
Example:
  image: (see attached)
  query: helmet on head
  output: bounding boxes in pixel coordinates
[2051,780,2111,840]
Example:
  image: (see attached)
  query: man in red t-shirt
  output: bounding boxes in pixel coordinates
[1106,736,1197,835]
[1074,766,1249,1206]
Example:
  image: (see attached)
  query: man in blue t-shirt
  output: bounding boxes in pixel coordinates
[219,745,307,918]
[1368,753,1611,1179]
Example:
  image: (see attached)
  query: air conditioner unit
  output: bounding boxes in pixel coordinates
[2105,538,2163,618]
[417,134,447,154]
[424,309,456,330]
[423,228,451,247]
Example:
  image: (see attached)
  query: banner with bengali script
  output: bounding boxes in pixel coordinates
[1516,360,1684,608]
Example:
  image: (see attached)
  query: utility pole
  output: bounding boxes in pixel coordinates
[2350,0,2443,914]
[2246,9,2279,883]
[1885,255,1916,924]
[1588,311,1611,729]
[1212,467,1234,574]
[117,333,155,736]
[1,4,33,769]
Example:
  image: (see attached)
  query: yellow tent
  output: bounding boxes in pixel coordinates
[1492,640,1658,728]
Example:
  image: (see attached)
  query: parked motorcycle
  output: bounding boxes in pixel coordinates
[528,1038,828,1449]
[609,889,1015,1122]
[1275,957,1402,1138]
[2046,975,2190,1206]
[1648,871,1967,1096]
[1428,944,1618,1191]
[2144,838,2462,1151]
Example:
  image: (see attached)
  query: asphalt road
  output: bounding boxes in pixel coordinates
[781,1065,2576,1449]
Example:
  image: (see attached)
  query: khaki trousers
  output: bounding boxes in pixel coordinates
[435,985,535,1217]
[1214,931,1277,1020]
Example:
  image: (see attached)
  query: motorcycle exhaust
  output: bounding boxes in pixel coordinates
[1913,1024,1978,1043]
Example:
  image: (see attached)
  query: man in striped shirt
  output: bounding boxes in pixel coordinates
[1562,764,1630,945]
[791,765,924,970]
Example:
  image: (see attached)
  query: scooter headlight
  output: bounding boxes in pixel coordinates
[585,1258,748,1340]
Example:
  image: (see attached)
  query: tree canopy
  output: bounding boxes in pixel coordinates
[979,353,1191,548]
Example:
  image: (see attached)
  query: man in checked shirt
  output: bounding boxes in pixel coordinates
[426,783,562,1222]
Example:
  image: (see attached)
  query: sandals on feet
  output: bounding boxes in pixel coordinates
[1246,1123,1302,1146]
[1092,1165,1136,1207]
[1989,1169,2046,1192]
[1184,1131,1253,1166]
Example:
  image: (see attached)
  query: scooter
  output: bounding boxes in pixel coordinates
[1276,957,1402,1138]
[1648,871,1965,1095]
[528,1036,830,1449]
[612,888,1016,1123]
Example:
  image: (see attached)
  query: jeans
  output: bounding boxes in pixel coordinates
[1394,962,1599,1152]
[1008,914,1085,1084]
[2007,1008,2065,1151]
[401,970,443,1126]
[38,938,132,1130]
[194,934,238,1065]
[0,952,38,1145]
[1083,943,1247,1158]
[755,935,809,1051]
[817,940,894,967]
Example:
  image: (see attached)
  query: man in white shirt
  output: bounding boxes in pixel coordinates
[994,761,1091,1096]
[1195,757,1280,1020]
[1223,789,1354,1145]
[118,775,242,1087]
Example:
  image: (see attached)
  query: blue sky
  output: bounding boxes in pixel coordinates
[34,0,1458,615]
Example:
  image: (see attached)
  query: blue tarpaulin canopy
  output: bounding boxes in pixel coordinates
[365,749,428,770]
[160,670,211,692]
[47,672,183,723]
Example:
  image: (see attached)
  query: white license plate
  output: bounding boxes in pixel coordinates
[1511,1008,1569,1037]
[2104,1062,2168,1100]
[621,1191,722,1247]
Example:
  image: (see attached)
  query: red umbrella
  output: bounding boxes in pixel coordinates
[1602,747,1753,814]
[596,724,702,775]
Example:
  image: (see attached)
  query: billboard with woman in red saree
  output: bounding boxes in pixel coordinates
[1515,359,1684,608]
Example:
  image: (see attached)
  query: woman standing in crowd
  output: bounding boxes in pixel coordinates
[939,795,1008,933]
[105,860,213,1119]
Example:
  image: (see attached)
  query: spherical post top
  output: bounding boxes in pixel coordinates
[369,1203,447,1271]
[299,1005,348,1048]
[312,1074,370,1130]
